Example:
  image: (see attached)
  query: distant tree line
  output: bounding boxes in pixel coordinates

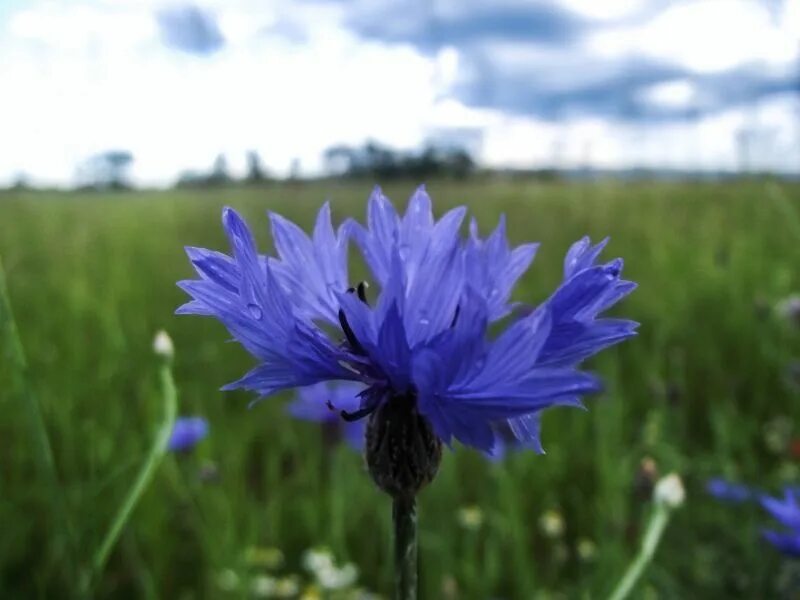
[324,141,475,180]
[176,151,270,189]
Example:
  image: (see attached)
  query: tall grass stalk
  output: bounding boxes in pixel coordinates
[81,335,178,593]
[607,503,671,600]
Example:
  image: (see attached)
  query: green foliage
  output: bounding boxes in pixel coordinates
[1,179,799,598]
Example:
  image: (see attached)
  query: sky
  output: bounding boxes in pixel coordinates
[0,0,798,186]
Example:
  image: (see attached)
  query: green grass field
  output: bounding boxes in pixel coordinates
[2,179,800,598]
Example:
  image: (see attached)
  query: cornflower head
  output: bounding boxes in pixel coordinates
[761,487,800,557]
[287,381,367,450]
[168,416,209,452]
[177,186,637,499]
[705,477,755,504]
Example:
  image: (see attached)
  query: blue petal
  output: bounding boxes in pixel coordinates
[185,246,239,292]
[168,416,209,452]
[268,202,349,325]
[761,489,800,530]
[563,236,609,278]
[466,215,539,321]
[761,529,800,557]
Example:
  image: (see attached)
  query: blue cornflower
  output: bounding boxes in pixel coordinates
[178,186,637,497]
[168,416,209,452]
[706,477,755,503]
[287,382,367,450]
[761,487,800,557]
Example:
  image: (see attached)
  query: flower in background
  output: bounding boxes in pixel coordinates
[539,509,565,539]
[168,416,209,452]
[706,477,754,503]
[287,382,367,450]
[654,473,685,509]
[486,418,543,461]
[302,547,359,590]
[761,487,800,557]
[776,294,800,327]
[456,505,484,531]
[177,186,636,497]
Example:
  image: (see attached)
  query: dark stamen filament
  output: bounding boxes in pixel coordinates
[338,309,365,355]
[357,281,369,304]
[339,281,372,355]
[341,404,377,422]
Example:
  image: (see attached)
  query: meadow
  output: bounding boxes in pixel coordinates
[2,178,800,598]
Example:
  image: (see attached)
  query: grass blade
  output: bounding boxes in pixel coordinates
[0,257,78,574]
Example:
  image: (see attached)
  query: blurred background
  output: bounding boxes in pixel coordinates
[1,0,800,598]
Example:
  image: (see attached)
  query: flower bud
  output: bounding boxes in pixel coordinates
[153,330,174,360]
[654,473,685,509]
[365,393,442,499]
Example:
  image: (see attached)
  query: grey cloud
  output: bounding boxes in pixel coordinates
[156,5,224,55]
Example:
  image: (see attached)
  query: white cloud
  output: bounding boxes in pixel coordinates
[639,79,697,109]
[480,93,800,174]
[559,0,649,20]
[589,0,798,73]
[0,0,797,186]
[0,1,447,185]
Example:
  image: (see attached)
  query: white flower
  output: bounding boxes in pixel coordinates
[654,473,685,508]
[539,509,565,538]
[153,330,174,359]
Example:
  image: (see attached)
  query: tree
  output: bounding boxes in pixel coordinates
[245,150,268,183]
[77,150,134,189]
[208,153,230,185]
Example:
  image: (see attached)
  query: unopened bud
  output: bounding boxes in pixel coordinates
[153,330,174,360]
[365,393,442,499]
[654,473,685,509]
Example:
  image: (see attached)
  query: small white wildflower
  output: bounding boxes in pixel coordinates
[273,576,300,597]
[250,574,277,598]
[317,563,358,590]
[153,330,174,360]
[302,547,335,575]
[654,473,685,508]
[539,509,565,538]
[457,505,484,531]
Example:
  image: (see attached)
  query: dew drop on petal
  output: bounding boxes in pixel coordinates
[398,243,410,261]
[247,303,263,320]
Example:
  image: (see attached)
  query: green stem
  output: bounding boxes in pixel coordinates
[392,495,418,600]
[81,355,178,593]
[607,505,671,600]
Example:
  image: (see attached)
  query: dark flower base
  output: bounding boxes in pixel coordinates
[365,394,442,500]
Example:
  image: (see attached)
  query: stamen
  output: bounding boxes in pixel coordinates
[357,281,369,304]
[338,309,365,355]
[340,404,378,422]
[347,281,370,305]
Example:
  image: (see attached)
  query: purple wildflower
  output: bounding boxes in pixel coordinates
[761,487,800,557]
[706,478,755,503]
[287,382,367,450]
[177,186,636,494]
[168,416,209,452]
